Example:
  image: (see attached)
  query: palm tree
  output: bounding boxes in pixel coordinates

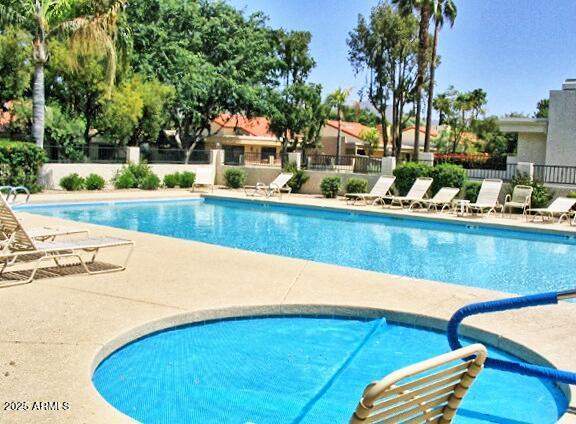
[392,0,432,161]
[424,0,457,152]
[0,0,125,148]
[327,87,352,161]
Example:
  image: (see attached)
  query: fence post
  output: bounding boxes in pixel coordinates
[287,152,302,169]
[381,156,396,175]
[516,162,534,180]
[126,146,140,163]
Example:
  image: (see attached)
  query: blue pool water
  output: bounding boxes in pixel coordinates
[23,198,576,294]
[93,316,567,423]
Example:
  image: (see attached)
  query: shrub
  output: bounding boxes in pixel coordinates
[85,173,105,190]
[0,140,46,192]
[178,171,196,188]
[224,168,247,188]
[463,182,481,202]
[138,173,160,190]
[393,162,433,196]
[567,191,576,199]
[345,177,368,194]
[285,162,309,193]
[430,163,468,195]
[509,173,554,208]
[113,170,136,189]
[113,161,159,190]
[163,172,180,188]
[59,173,85,191]
[321,176,341,198]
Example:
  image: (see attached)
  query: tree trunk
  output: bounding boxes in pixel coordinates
[413,3,431,162]
[381,112,388,157]
[336,107,341,162]
[424,21,440,152]
[32,63,45,148]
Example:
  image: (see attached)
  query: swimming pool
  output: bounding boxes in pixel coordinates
[22,197,576,294]
[92,315,567,423]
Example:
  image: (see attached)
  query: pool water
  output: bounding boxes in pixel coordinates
[23,198,576,294]
[92,316,567,423]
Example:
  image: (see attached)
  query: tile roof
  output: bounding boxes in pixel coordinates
[325,120,370,139]
[213,114,274,137]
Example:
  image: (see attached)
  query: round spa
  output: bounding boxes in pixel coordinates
[93,315,567,423]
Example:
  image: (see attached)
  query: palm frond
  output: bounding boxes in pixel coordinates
[0,3,32,29]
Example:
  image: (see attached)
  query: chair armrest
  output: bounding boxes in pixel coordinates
[504,194,511,204]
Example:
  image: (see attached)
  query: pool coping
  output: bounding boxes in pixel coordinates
[4,190,576,423]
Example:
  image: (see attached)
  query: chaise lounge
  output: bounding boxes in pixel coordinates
[244,172,293,199]
[467,179,503,216]
[350,344,487,423]
[383,177,433,208]
[345,175,396,206]
[0,196,134,287]
[526,197,576,223]
[410,187,460,212]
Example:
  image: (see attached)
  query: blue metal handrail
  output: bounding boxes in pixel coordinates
[447,289,576,384]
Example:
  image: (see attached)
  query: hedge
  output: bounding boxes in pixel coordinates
[0,140,46,192]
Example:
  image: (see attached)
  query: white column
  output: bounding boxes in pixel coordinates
[287,152,302,169]
[516,162,534,180]
[381,157,396,175]
[126,146,140,163]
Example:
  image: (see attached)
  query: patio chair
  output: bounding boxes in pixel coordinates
[468,179,503,216]
[192,167,215,192]
[350,343,487,424]
[345,175,396,206]
[0,196,134,287]
[410,187,460,212]
[526,197,576,223]
[244,172,293,199]
[503,184,533,217]
[383,177,433,208]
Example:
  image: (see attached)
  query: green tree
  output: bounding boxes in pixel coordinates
[274,30,316,87]
[393,0,433,160]
[126,0,277,162]
[268,83,328,155]
[433,86,487,153]
[534,98,549,118]
[0,27,33,104]
[0,0,125,147]
[330,103,380,127]
[348,3,419,159]
[424,0,457,152]
[359,127,380,155]
[326,87,351,160]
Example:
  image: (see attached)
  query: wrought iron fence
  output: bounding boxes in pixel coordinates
[44,144,127,163]
[534,164,576,185]
[141,148,210,164]
[224,150,281,167]
[305,154,382,174]
[434,154,507,170]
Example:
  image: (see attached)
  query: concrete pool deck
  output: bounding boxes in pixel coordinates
[1,189,576,423]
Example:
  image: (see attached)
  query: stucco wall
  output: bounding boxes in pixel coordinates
[299,171,381,195]
[40,163,215,190]
[516,132,547,164]
[546,88,576,166]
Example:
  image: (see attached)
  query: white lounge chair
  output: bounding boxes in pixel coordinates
[467,179,503,216]
[410,187,460,212]
[350,344,487,424]
[526,197,576,223]
[244,172,293,198]
[345,175,396,206]
[192,167,215,191]
[503,184,533,217]
[384,177,433,208]
[0,196,134,287]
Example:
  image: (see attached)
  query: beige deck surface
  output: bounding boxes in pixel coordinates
[1,189,575,423]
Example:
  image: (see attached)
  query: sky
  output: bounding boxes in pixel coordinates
[227,0,576,117]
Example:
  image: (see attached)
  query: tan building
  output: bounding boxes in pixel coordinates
[205,114,281,164]
[315,120,372,156]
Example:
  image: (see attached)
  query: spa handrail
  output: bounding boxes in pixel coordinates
[446,289,576,385]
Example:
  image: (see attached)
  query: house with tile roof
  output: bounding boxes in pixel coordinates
[205,114,281,165]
